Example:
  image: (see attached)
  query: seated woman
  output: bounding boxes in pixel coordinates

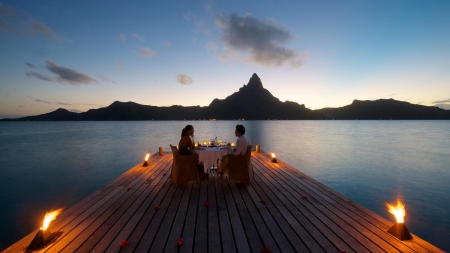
[179,125,209,180]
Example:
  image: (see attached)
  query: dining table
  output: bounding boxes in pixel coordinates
[196,147,234,170]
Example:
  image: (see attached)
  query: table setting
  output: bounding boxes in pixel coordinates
[194,138,235,170]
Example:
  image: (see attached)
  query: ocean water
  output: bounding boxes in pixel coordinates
[0,121,449,251]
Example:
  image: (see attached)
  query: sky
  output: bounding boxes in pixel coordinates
[1,0,450,118]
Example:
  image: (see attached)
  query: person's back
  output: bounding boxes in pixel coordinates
[219,124,250,175]
[234,134,251,155]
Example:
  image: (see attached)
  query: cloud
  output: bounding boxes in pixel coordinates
[432,98,450,110]
[25,62,36,68]
[25,71,54,82]
[18,105,25,107]
[131,33,144,41]
[115,60,128,70]
[84,103,104,107]
[388,93,396,96]
[56,102,71,105]
[434,103,450,110]
[119,34,127,43]
[432,98,450,104]
[191,38,197,44]
[69,109,83,113]
[176,73,194,85]
[215,13,305,68]
[0,3,68,41]
[137,47,157,58]
[160,40,171,47]
[35,99,50,104]
[45,60,98,85]
[26,19,68,41]
[97,75,116,84]
[204,41,218,51]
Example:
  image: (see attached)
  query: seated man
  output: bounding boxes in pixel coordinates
[219,125,251,175]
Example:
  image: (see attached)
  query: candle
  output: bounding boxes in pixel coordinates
[203,140,207,145]
[194,142,198,147]
[271,153,277,163]
[256,145,260,153]
[159,147,164,156]
[230,141,235,147]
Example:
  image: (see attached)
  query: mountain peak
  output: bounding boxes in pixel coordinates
[246,73,263,89]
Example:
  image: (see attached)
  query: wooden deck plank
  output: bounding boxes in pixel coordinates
[179,178,200,253]
[221,179,252,253]
[64,155,172,252]
[162,181,194,253]
[229,180,264,252]
[207,170,222,253]
[242,183,296,252]
[100,165,174,252]
[54,155,168,252]
[214,172,237,253]
[130,181,179,251]
[246,167,311,253]
[235,183,285,253]
[41,157,169,253]
[251,157,379,253]
[249,168,329,253]
[148,182,191,252]
[4,152,443,253]
[253,154,417,253]
[193,179,208,252]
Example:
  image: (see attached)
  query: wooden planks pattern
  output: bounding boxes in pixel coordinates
[3,152,444,253]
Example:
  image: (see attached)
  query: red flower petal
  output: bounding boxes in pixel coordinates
[176,237,185,247]
[163,173,167,176]
[154,205,160,211]
[204,201,210,207]
[127,187,131,191]
[119,240,129,248]
[259,200,266,204]
[301,195,308,200]
[339,251,346,253]
[261,246,272,253]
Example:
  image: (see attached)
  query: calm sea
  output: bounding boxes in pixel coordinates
[0,121,449,251]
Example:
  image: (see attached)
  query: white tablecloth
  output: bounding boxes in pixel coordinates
[196,148,233,170]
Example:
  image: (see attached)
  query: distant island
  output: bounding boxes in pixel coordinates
[2,73,450,121]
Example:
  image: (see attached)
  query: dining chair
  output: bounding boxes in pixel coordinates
[228,145,254,185]
[169,145,199,185]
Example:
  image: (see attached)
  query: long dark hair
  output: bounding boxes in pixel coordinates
[181,125,194,138]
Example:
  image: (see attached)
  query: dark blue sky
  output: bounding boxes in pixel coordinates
[1,0,450,117]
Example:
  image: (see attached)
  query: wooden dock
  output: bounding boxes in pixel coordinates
[3,152,444,253]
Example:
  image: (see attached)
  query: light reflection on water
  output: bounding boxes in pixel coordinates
[0,121,449,251]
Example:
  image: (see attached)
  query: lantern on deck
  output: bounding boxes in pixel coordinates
[28,209,63,250]
[143,153,150,166]
[271,153,277,163]
[386,200,413,240]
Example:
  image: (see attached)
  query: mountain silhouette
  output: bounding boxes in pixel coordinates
[316,99,450,119]
[2,73,449,121]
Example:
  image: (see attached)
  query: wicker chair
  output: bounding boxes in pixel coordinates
[228,145,253,184]
[170,145,199,185]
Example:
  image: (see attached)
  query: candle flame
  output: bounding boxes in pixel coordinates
[41,209,62,230]
[386,200,406,223]
[145,153,150,161]
[271,153,276,158]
